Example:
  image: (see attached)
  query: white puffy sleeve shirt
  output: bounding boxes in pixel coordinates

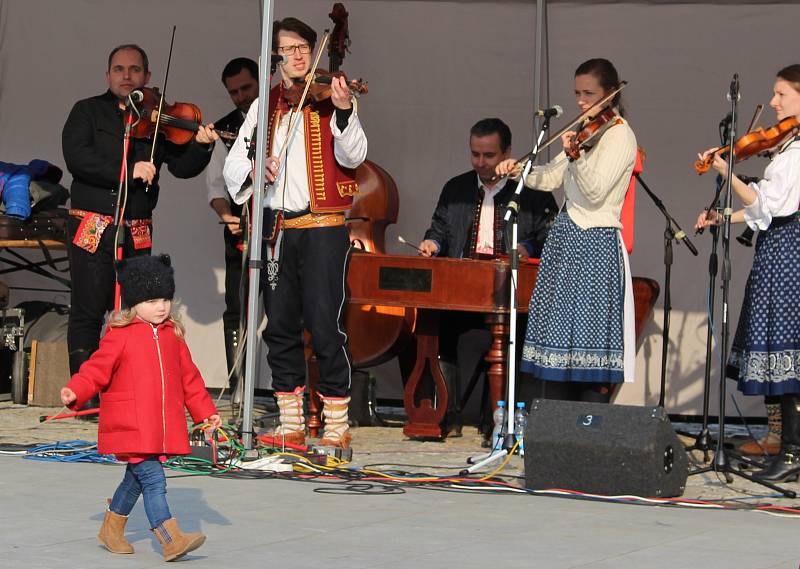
[523,118,637,229]
[222,97,368,210]
[743,139,800,230]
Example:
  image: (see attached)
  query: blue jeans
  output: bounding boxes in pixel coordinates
[109,457,171,528]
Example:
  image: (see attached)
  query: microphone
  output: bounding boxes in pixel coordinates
[271,54,289,66]
[535,105,563,118]
[726,73,740,102]
[125,90,144,110]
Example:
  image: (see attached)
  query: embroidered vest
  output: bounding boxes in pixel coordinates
[268,84,358,213]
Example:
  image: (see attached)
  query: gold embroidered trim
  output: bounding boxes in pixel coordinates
[336,181,358,198]
[305,108,326,205]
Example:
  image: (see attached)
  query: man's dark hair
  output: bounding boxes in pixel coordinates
[272,17,317,52]
[221,57,259,84]
[107,44,149,74]
[470,118,512,152]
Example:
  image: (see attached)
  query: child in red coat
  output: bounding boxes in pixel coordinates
[61,254,221,562]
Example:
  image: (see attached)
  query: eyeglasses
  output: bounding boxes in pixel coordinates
[277,43,311,56]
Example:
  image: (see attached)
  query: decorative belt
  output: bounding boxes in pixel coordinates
[282,212,345,229]
[69,209,152,253]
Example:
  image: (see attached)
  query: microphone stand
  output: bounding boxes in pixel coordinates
[633,174,698,410]
[240,0,276,450]
[112,97,138,311]
[461,112,553,475]
[690,75,795,498]
[685,112,732,460]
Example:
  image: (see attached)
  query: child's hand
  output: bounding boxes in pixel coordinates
[206,414,222,429]
[60,387,77,406]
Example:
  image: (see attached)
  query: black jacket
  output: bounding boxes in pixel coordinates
[423,170,557,259]
[62,90,212,218]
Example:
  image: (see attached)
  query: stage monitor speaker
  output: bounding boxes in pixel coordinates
[523,399,688,497]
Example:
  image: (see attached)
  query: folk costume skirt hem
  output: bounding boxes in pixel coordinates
[520,211,634,384]
[729,220,800,396]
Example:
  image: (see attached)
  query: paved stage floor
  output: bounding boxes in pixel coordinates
[1,402,799,568]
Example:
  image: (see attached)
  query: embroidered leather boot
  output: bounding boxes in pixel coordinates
[739,401,781,455]
[97,510,134,554]
[152,518,206,562]
[319,395,352,448]
[266,386,306,446]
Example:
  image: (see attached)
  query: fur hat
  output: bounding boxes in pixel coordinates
[116,254,175,308]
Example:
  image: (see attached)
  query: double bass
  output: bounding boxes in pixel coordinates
[305,3,416,433]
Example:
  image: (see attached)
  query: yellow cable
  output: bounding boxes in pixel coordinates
[478,440,521,481]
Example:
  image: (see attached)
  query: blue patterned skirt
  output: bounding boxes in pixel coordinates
[521,211,628,383]
[729,219,800,396]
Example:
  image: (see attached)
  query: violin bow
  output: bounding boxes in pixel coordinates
[515,81,628,166]
[144,26,177,192]
[746,104,764,134]
[145,25,177,192]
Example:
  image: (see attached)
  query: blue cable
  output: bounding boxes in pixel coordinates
[23,440,118,464]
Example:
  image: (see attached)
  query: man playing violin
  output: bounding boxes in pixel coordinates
[418,118,556,432]
[223,18,367,449]
[205,57,260,403]
[62,44,218,396]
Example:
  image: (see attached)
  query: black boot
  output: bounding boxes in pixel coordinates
[223,328,241,402]
[754,394,800,482]
[69,349,98,421]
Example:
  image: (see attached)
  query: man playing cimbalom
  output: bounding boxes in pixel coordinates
[419,118,557,432]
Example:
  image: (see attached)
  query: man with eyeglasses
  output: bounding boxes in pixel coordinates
[224,17,367,449]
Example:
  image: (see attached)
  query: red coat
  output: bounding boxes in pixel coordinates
[66,318,217,456]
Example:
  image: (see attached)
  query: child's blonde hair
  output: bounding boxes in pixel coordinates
[108,304,186,338]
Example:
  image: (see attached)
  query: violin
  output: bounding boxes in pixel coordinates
[566,107,620,161]
[694,116,800,174]
[130,87,237,145]
[283,70,368,108]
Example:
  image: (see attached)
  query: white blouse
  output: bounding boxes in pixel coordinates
[523,117,637,230]
[744,138,800,230]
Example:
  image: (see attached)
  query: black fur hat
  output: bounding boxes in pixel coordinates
[116,254,175,308]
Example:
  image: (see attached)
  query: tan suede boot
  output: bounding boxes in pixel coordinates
[266,386,307,446]
[318,395,352,448]
[152,518,206,562]
[740,402,782,456]
[97,510,134,554]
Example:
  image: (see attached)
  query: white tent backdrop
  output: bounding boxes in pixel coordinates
[0,0,798,415]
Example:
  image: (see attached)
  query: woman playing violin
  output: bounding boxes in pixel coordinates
[495,58,638,402]
[694,65,800,482]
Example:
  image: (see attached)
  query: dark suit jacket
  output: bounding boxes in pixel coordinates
[423,170,557,258]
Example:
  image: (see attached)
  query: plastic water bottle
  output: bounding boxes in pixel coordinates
[513,402,527,457]
[491,400,507,452]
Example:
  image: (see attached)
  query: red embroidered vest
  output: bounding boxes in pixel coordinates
[268,84,359,213]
